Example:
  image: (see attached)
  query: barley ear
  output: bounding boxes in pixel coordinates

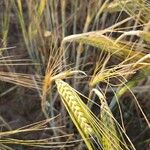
[55,79,93,149]
[93,89,121,150]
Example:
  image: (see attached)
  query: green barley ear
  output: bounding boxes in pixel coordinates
[90,64,135,87]
[103,0,134,13]
[93,89,121,150]
[63,33,146,62]
[55,79,94,149]
[104,0,149,23]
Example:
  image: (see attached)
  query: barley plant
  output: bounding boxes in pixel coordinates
[0,0,150,149]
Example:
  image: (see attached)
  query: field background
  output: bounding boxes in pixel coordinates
[0,0,149,150]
